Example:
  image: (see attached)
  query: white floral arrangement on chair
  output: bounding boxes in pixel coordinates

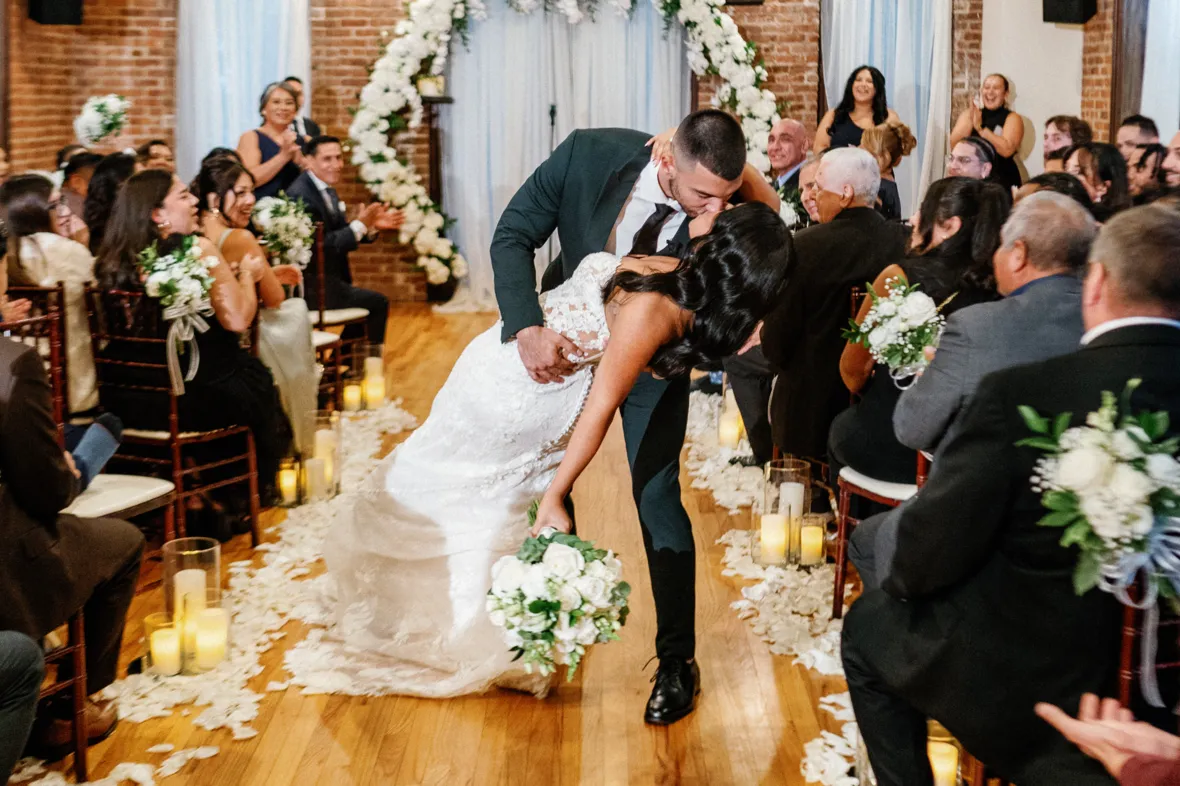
[843,277,951,388]
[486,504,631,679]
[1019,378,1180,706]
[252,194,315,269]
[138,235,218,395]
[73,94,131,146]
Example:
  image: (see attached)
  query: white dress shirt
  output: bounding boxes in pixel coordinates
[307,170,368,242]
[1081,316,1180,345]
[614,162,687,257]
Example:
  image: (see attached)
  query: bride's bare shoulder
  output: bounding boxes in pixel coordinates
[617,254,679,276]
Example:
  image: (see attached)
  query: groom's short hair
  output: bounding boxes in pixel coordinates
[673,110,746,182]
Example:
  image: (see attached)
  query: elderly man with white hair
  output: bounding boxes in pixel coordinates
[761,148,910,460]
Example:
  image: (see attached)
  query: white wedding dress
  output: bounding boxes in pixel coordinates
[315,252,620,698]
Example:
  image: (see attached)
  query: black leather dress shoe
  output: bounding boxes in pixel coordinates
[644,658,701,725]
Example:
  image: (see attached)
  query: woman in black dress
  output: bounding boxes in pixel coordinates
[950,73,1026,192]
[815,66,900,154]
[236,82,305,200]
[828,177,1011,483]
[95,170,293,530]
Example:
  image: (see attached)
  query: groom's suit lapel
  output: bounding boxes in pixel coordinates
[586,147,651,253]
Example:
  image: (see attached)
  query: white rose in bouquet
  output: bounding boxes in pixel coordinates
[1109,462,1158,507]
[1111,428,1146,460]
[1146,453,1180,491]
[519,563,550,600]
[541,542,585,580]
[1055,446,1114,491]
[572,575,610,609]
[491,555,527,594]
[556,583,583,612]
[897,291,938,328]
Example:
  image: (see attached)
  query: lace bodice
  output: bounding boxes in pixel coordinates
[539,252,620,362]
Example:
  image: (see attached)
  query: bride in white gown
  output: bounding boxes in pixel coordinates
[313,203,792,698]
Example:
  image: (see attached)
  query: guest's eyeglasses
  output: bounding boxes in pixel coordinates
[945,155,979,167]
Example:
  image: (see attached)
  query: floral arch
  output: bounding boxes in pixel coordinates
[348,0,781,284]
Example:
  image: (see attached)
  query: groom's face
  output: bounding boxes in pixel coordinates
[665,158,742,218]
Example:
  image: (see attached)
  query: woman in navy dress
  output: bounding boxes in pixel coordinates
[236,82,304,200]
[814,66,900,154]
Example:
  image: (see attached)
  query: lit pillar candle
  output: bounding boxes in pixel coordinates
[800,524,825,566]
[304,457,328,500]
[150,628,181,676]
[194,608,229,670]
[718,412,742,449]
[363,375,386,409]
[364,356,384,380]
[723,388,738,414]
[172,569,207,618]
[343,384,363,412]
[759,513,788,564]
[314,428,338,487]
[278,467,298,505]
[928,741,959,786]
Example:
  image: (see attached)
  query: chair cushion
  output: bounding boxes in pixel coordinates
[308,308,369,326]
[63,475,174,518]
[837,466,918,502]
[312,330,341,349]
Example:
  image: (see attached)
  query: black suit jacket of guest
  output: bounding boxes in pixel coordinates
[0,337,85,637]
[490,128,691,343]
[848,324,1180,780]
[760,206,909,458]
[286,171,364,293]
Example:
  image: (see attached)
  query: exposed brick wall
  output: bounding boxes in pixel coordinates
[951,0,983,125]
[309,0,429,302]
[1081,0,1114,141]
[7,0,177,172]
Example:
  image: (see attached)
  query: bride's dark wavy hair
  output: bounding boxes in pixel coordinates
[602,202,793,379]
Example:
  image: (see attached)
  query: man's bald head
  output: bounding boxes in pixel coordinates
[768,118,810,178]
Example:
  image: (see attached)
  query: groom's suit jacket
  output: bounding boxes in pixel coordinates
[490,128,691,342]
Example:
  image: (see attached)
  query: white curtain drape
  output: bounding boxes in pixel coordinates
[176,0,311,181]
[821,0,951,216]
[439,0,691,311]
[1141,0,1180,142]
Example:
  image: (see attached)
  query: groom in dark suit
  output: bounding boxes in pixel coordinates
[287,135,403,343]
[491,110,754,724]
[842,204,1180,785]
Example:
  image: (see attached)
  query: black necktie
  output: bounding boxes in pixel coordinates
[324,187,341,220]
[629,204,675,256]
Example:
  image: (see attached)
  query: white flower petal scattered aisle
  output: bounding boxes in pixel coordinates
[684,390,863,785]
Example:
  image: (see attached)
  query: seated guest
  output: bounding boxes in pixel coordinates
[1,174,99,416]
[946,137,995,180]
[842,204,1180,785]
[1116,114,1159,161]
[0,334,144,760]
[96,170,292,517]
[0,631,43,780]
[1015,171,1096,215]
[950,73,1025,191]
[769,118,809,194]
[1066,142,1131,220]
[860,120,916,220]
[135,139,174,173]
[1044,114,1092,166]
[830,177,1007,483]
[55,144,87,173]
[237,82,304,200]
[761,147,909,461]
[814,66,900,154]
[83,153,137,256]
[1165,131,1180,186]
[1044,147,1069,173]
[1128,143,1167,203]
[798,154,822,223]
[52,152,102,247]
[202,147,244,168]
[286,135,403,343]
[282,76,322,141]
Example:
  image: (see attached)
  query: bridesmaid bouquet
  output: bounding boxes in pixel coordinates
[138,235,218,394]
[73,94,131,146]
[252,194,315,269]
[486,505,631,680]
[843,277,950,388]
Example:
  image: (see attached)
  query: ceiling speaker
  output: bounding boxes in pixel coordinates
[28,0,83,25]
[1043,0,1097,24]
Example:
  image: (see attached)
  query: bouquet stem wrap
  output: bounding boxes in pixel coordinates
[163,304,211,395]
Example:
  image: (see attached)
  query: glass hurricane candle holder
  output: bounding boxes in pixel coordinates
[277,457,300,507]
[144,612,180,677]
[304,410,342,501]
[342,372,364,413]
[189,591,230,672]
[161,537,220,622]
[364,343,385,381]
[927,721,963,786]
[799,513,826,567]
[757,458,811,566]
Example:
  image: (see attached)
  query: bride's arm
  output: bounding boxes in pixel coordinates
[737,162,781,212]
[532,293,680,535]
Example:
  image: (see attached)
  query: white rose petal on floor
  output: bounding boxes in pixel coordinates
[684,391,764,513]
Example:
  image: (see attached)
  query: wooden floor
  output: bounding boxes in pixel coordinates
[58,304,844,785]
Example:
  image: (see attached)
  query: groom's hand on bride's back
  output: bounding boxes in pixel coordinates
[515,326,578,384]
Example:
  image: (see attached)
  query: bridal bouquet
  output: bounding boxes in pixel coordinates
[74,94,130,146]
[252,194,315,269]
[842,277,949,387]
[138,235,218,395]
[487,507,631,680]
[1019,379,1180,706]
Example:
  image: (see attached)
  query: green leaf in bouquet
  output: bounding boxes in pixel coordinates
[1018,405,1051,435]
[1016,436,1061,451]
[1072,552,1102,595]
[1038,510,1080,530]
[1119,377,1143,415]
[527,598,560,614]
[1042,490,1078,513]
[510,647,524,662]
[1155,437,1180,455]
[526,499,540,528]
[1058,519,1090,546]
[1052,412,1072,439]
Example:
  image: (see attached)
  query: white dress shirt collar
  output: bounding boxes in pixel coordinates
[634,162,682,213]
[1081,316,1180,345]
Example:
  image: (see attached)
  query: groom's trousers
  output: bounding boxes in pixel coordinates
[619,372,695,661]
